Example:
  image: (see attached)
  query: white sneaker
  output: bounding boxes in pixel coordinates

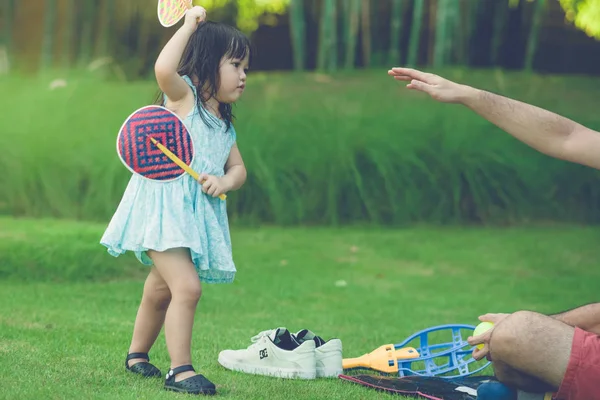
[294,329,343,378]
[218,328,316,379]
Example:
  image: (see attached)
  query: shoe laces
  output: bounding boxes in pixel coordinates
[250,329,278,343]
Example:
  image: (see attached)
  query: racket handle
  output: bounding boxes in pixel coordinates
[149,137,227,201]
[342,354,399,374]
[342,356,367,370]
[342,345,420,374]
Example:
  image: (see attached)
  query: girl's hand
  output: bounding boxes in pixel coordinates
[184,6,206,30]
[198,173,229,198]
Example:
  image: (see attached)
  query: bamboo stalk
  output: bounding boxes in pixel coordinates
[41,0,57,71]
[407,0,424,67]
[289,0,306,71]
[524,0,545,71]
[388,0,404,64]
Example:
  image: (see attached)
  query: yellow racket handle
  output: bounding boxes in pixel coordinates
[149,137,227,200]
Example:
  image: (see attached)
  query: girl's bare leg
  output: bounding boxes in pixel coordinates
[148,248,202,382]
[127,267,172,366]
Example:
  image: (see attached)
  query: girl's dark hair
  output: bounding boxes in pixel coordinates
[156,21,252,131]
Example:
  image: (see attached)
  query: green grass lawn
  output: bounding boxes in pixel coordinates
[1,217,600,399]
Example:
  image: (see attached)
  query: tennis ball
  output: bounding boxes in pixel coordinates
[473,321,494,350]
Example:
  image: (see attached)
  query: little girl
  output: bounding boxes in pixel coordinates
[100,6,250,395]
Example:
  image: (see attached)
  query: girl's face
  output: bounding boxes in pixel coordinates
[216,52,249,104]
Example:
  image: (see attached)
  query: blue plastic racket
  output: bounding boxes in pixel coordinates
[342,324,491,379]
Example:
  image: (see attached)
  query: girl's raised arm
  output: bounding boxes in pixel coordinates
[154,6,206,103]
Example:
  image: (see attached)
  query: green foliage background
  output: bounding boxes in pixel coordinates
[2,69,600,226]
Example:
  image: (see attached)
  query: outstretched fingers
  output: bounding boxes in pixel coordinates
[389,68,436,95]
[388,67,432,82]
[404,79,438,98]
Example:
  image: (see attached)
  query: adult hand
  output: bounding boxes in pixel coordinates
[467,313,511,361]
[387,67,476,104]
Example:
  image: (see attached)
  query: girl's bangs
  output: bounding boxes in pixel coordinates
[226,34,251,61]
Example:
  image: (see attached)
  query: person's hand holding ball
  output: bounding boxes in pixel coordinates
[473,322,495,350]
[467,313,510,360]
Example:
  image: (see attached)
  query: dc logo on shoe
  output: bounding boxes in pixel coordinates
[259,349,268,359]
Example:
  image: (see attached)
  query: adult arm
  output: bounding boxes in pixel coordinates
[388,67,600,170]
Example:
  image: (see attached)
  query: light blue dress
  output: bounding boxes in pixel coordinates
[100,75,237,283]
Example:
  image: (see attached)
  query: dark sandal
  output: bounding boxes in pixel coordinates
[125,352,162,378]
[164,365,216,395]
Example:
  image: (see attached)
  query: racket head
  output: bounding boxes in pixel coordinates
[157,0,192,27]
[394,324,491,379]
[116,105,194,182]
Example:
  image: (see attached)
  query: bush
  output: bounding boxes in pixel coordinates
[0,217,145,282]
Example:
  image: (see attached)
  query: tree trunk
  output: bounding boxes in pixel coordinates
[433,0,446,67]
[466,0,480,65]
[388,0,404,64]
[491,0,508,66]
[317,0,335,70]
[78,0,95,67]
[452,0,467,65]
[62,0,75,69]
[344,0,361,69]
[2,0,15,54]
[41,0,57,71]
[407,0,425,67]
[360,0,370,67]
[97,0,115,58]
[289,0,306,71]
[328,0,337,71]
[446,0,459,64]
[524,0,545,70]
[0,0,15,73]
[136,7,151,73]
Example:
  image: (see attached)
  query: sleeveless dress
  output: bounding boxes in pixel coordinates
[100,75,237,283]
